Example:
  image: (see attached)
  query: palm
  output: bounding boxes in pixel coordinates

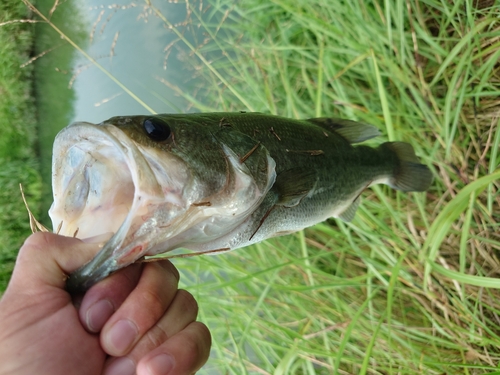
[0,287,105,375]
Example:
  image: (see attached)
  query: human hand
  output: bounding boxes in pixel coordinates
[0,232,211,375]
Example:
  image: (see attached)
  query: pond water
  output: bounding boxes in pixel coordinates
[34,0,201,223]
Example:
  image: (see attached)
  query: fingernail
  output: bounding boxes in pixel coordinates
[86,299,114,332]
[147,353,175,375]
[104,357,135,375]
[105,319,138,354]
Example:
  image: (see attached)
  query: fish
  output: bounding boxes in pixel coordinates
[49,112,433,293]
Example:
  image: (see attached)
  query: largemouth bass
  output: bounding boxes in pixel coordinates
[49,112,433,293]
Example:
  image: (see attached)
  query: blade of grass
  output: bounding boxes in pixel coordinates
[422,169,500,288]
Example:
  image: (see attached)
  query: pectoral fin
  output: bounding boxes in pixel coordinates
[248,167,317,241]
[274,168,317,207]
[307,117,380,143]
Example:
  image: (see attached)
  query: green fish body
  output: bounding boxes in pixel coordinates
[50,112,432,292]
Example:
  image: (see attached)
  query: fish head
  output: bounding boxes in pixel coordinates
[50,114,276,292]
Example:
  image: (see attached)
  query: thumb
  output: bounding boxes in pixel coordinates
[8,232,101,293]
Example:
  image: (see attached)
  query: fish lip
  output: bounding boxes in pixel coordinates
[65,246,117,294]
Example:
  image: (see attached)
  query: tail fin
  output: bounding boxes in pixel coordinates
[382,142,433,192]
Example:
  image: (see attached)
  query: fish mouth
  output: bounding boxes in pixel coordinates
[50,122,189,293]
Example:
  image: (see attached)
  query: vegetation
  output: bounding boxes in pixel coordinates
[2,0,500,373]
[0,0,42,291]
[162,1,500,373]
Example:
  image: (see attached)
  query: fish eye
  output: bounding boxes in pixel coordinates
[143,118,172,142]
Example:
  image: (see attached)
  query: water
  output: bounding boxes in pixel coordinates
[34,0,200,222]
[70,1,192,122]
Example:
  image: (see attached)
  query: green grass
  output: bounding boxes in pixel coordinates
[30,0,88,224]
[156,0,500,373]
[4,0,500,373]
[0,0,42,291]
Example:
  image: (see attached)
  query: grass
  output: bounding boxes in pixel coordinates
[0,0,42,291]
[30,0,89,224]
[3,0,500,374]
[156,0,500,373]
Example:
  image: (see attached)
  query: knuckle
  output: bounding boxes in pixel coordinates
[176,290,198,317]
[146,324,169,348]
[18,232,56,263]
[20,232,84,264]
[22,232,53,250]
[183,322,211,365]
[111,263,142,290]
[158,260,180,283]
[192,322,211,346]
[140,287,165,311]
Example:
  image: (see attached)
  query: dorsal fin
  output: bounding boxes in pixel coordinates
[307,117,380,143]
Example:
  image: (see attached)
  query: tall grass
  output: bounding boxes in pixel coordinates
[154,0,500,373]
[6,0,500,373]
[0,0,42,291]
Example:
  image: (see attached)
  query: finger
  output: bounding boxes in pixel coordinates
[100,260,180,356]
[136,322,211,375]
[9,232,100,292]
[102,289,199,375]
[78,263,142,332]
[126,289,199,362]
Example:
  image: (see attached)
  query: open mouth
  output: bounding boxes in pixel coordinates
[51,125,132,240]
[50,122,182,293]
[50,122,168,240]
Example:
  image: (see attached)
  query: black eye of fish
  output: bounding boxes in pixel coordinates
[143,118,171,142]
